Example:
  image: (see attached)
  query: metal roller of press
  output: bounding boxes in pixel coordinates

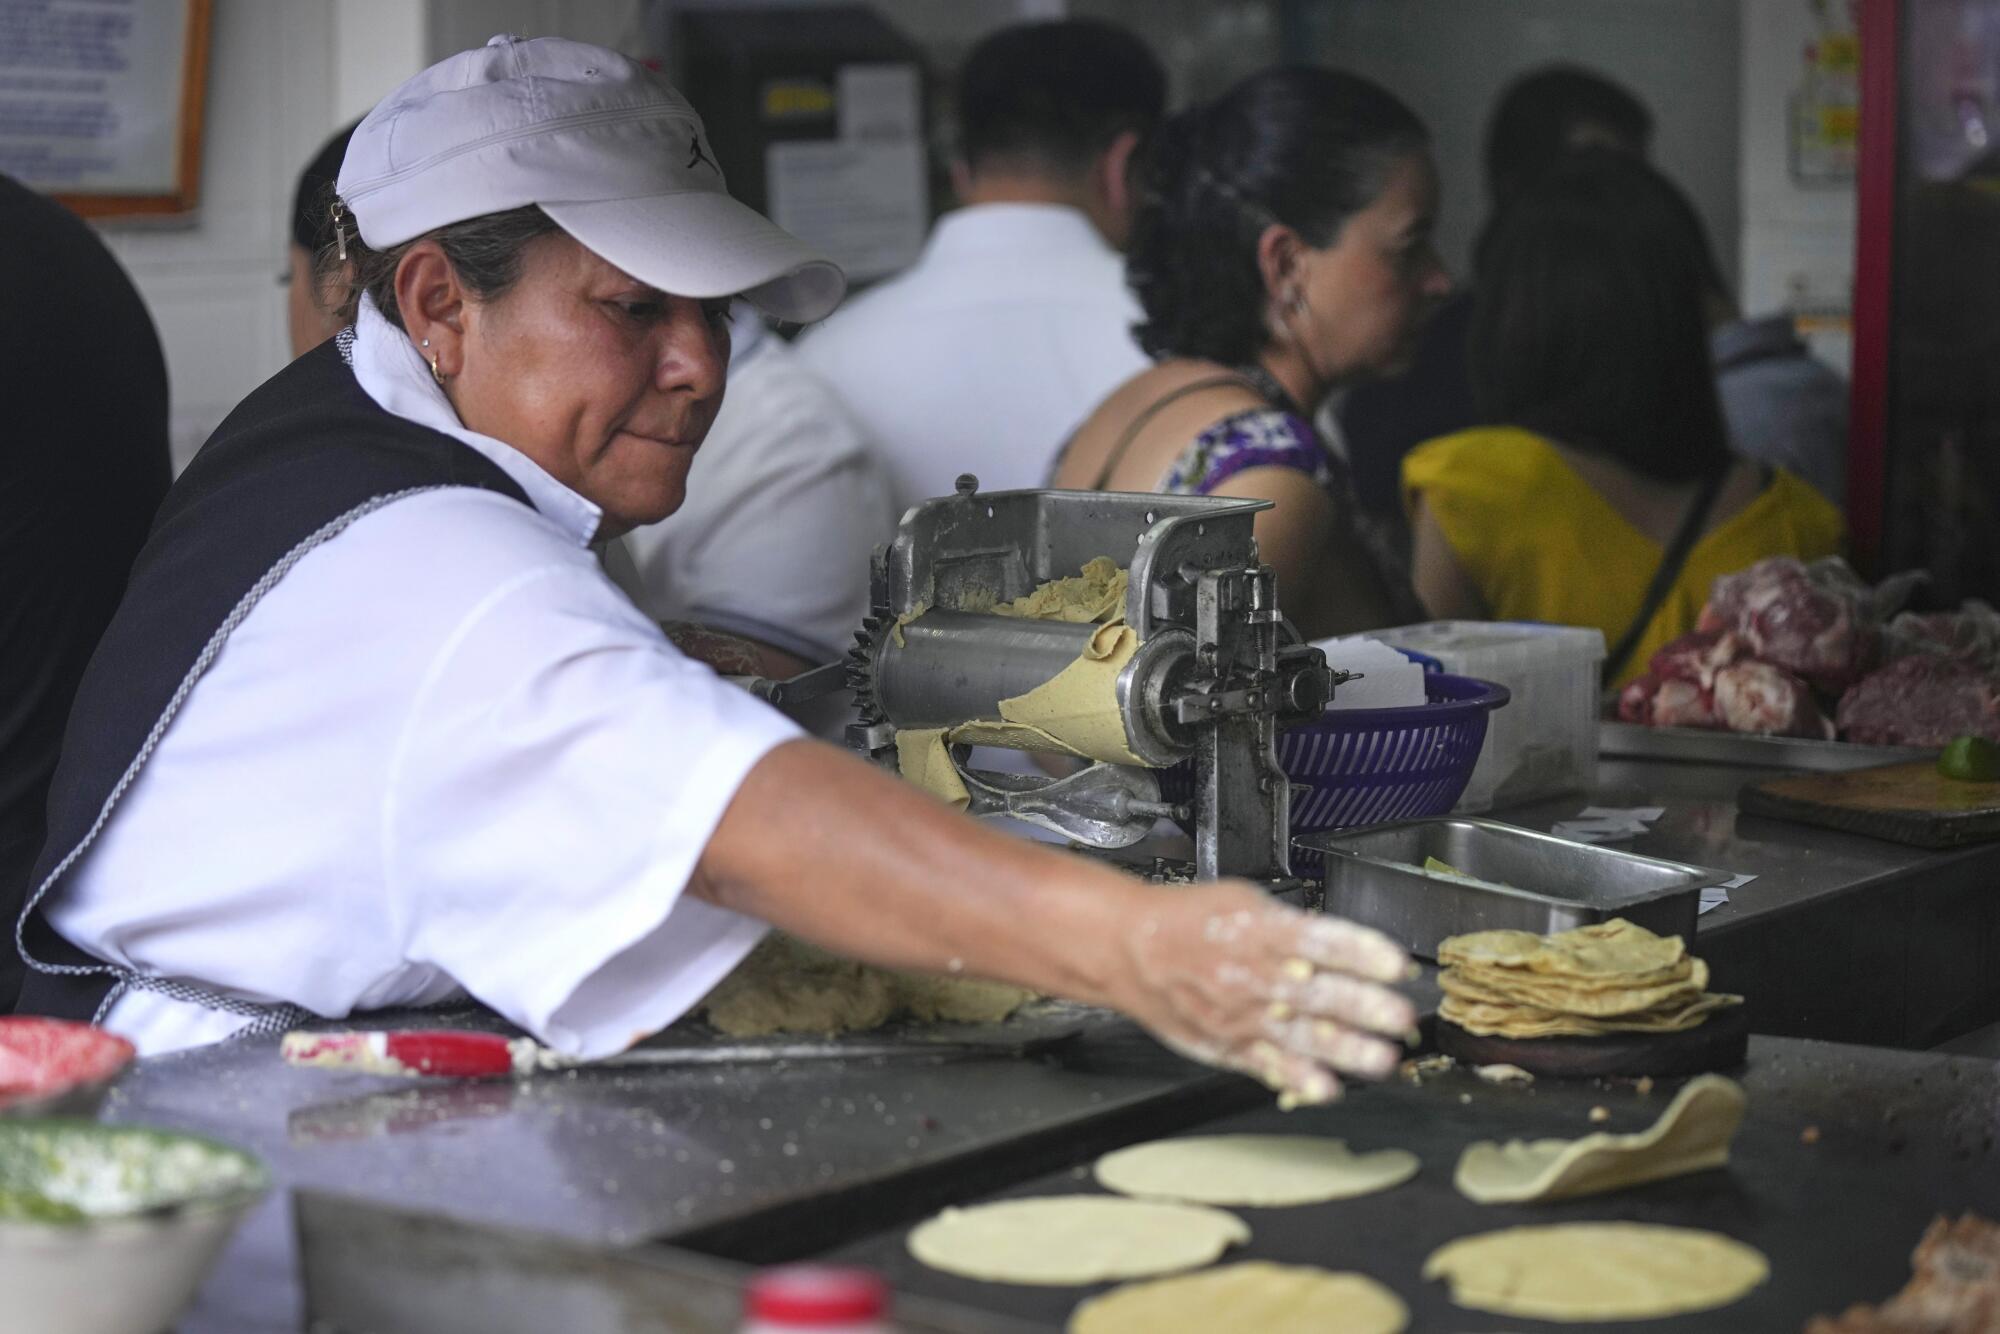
[846,478,1342,880]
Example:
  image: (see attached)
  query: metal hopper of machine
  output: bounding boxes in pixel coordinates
[844,478,1339,880]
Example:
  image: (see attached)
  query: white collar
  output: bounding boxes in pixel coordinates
[348,294,604,548]
[922,203,1114,260]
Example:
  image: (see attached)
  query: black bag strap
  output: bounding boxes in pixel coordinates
[1602,466,1731,687]
[1087,373,1259,492]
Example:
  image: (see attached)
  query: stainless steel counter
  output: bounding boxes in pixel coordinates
[105,752,2000,1330]
[1498,757,2000,1047]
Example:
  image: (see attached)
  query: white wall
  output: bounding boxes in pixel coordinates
[1305,0,1743,292]
[1738,0,1857,373]
[92,0,426,470]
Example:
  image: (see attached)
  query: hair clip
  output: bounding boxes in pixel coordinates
[329,198,349,262]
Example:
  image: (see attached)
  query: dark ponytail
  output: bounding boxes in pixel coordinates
[1127,66,1429,365]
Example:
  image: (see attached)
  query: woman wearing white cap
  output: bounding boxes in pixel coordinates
[11,37,1412,1106]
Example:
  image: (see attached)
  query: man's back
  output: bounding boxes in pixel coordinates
[0,176,170,1006]
[796,202,1149,515]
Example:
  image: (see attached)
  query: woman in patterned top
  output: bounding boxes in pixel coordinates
[1051,66,1450,638]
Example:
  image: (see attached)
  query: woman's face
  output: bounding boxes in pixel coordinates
[447,233,729,535]
[1290,151,1451,382]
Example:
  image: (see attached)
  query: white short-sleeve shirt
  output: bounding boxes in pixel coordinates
[794,203,1150,517]
[51,297,796,1058]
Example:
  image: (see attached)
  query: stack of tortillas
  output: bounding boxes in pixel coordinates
[1437,919,1741,1039]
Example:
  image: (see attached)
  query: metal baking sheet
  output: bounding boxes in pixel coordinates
[1300,817,1724,958]
[628,998,1105,1063]
[1599,721,1934,771]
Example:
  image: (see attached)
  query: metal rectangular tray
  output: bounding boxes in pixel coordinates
[1599,720,1934,771]
[1297,817,1726,958]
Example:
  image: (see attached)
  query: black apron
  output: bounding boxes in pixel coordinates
[11,332,532,1025]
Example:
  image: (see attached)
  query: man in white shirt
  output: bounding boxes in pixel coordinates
[622,304,892,676]
[795,19,1163,516]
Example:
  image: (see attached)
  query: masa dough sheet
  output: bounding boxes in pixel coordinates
[1454,1074,1745,1204]
[894,560,1143,805]
[990,621,1144,765]
[907,1195,1248,1286]
[1068,1262,1408,1334]
[896,728,971,809]
[1094,1135,1419,1207]
[1423,1222,1768,1322]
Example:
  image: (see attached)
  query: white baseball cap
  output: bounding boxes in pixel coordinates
[336,34,845,323]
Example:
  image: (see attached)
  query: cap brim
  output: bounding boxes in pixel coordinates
[542,192,846,324]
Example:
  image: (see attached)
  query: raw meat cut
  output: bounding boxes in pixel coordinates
[1647,630,1746,689]
[1711,661,1832,739]
[1699,558,1879,693]
[1807,1213,2000,1334]
[1616,675,1722,729]
[1836,655,2000,747]
[1885,602,2000,670]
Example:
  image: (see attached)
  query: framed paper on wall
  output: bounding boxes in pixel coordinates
[0,0,212,218]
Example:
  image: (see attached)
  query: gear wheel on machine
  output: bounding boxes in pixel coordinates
[846,612,887,723]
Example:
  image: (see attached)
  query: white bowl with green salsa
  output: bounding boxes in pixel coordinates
[0,1120,269,1334]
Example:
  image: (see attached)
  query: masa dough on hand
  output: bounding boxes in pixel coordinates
[1094,1135,1418,1207]
[1454,1074,1745,1204]
[1423,1222,1768,1321]
[907,1195,1248,1285]
[1068,1262,1408,1334]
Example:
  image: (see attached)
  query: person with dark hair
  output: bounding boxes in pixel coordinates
[1051,66,1448,639]
[1403,151,1842,689]
[0,176,171,1012]
[1482,64,1653,208]
[285,121,359,356]
[796,19,1165,514]
[1338,64,1654,525]
[17,40,1411,1125]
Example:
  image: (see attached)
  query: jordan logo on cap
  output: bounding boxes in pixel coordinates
[687,132,716,174]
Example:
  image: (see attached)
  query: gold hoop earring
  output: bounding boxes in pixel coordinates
[429,351,445,387]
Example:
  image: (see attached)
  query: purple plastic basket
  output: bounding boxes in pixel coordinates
[1163,673,1509,871]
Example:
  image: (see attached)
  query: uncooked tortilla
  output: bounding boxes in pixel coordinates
[907,1196,1249,1286]
[1423,1222,1768,1321]
[1068,1262,1408,1334]
[1095,1135,1418,1207]
[1455,1074,1745,1204]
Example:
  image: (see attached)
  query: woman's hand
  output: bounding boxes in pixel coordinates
[1108,880,1416,1105]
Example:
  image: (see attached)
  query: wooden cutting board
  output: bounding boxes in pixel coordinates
[1738,761,2000,848]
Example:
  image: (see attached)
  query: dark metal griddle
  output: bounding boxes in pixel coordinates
[804,1037,2000,1332]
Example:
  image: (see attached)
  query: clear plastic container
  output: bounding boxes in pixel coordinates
[1377,621,1606,812]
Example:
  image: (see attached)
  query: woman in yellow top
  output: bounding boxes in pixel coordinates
[1403,151,1842,688]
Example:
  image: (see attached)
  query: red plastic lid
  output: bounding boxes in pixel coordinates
[745,1267,888,1324]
